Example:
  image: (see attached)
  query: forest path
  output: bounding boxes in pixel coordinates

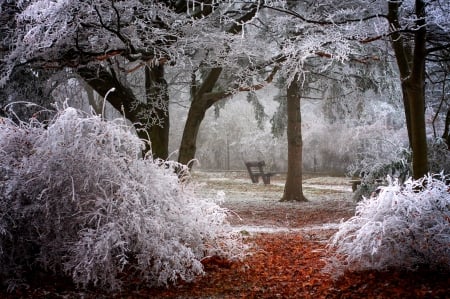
[192,170,356,235]
[6,171,448,298]
[142,171,448,299]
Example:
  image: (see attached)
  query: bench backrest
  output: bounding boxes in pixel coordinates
[245,161,266,175]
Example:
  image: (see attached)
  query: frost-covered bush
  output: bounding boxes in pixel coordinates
[328,174,450,274]
[348,143,411,201]
[350,137,450,201]
[0,107,242,291]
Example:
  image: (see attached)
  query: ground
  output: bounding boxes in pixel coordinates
[2,171,449,298]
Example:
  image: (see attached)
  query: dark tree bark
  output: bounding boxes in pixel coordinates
[388,0,429,179]
[145,65,170,159]
[78,65,169,159]
[177,64,280,167]
[280,74,307,202]
[443,108,450,149]
[177,4,263,167]
[178,68,222,166]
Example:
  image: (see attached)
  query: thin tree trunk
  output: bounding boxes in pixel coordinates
[80,80,102,115]
[281,74,307,202]
[442,108,450,149]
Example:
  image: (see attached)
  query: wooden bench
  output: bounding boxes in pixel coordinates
[244,161,275,185]
[349,179,362,192]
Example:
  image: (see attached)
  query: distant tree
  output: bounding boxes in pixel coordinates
[427,48,450,148]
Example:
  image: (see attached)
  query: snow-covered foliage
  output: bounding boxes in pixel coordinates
[349,135,450,200]
[428,138,450,174]
[1,0,269,86]
[0,107,242,291]
[328,174,450,274]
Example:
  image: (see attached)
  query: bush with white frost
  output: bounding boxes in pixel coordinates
[0,107,242,291]
[328,174,450,274]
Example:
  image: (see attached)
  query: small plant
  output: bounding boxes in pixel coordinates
[328,174,450,274]
[0,107,242,291]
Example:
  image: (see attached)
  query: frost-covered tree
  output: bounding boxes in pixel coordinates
[2,0,242,159]
[383,0,449,178]
[270,0,450,180]
[244,0,390,201]
[1,0,187,157]
[1,0,281,162]
[176,1,280,166]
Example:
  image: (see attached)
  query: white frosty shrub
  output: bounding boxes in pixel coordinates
[328,174,450,274]
[0,107,242,291]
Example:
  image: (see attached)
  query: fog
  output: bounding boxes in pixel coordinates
[169,84,408,175]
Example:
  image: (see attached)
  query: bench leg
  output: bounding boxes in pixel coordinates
[262,175,271,185]
[250,175,259,183]
[352,181,361,192]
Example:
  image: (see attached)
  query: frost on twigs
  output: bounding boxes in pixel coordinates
[327,174,450,276]
[0,107,242,291]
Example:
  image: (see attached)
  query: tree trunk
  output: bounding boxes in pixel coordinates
[388,0,429,179]
[178,68,222,166]
[78,66,140,122]
[176,63,279,167]
[280,74,307,202]
[78,65,170,159]
[145,65,170,159]
[404,78,428,179]
[442,108,450,149]
[177,5,262,167]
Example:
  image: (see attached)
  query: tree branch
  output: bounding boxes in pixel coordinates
[262,4,387,26]
[202,65,280,107]
[94,4,135,53]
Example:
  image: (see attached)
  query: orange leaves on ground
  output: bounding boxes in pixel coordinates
[145,233,333,298]
[4,232,449,298]
[145,233,449,299]
[237,234,330,299]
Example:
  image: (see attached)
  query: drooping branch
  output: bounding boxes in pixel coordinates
[202,65,280,107]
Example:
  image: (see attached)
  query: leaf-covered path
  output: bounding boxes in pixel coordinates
[141,172,448,298]
[144,233,449,299]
